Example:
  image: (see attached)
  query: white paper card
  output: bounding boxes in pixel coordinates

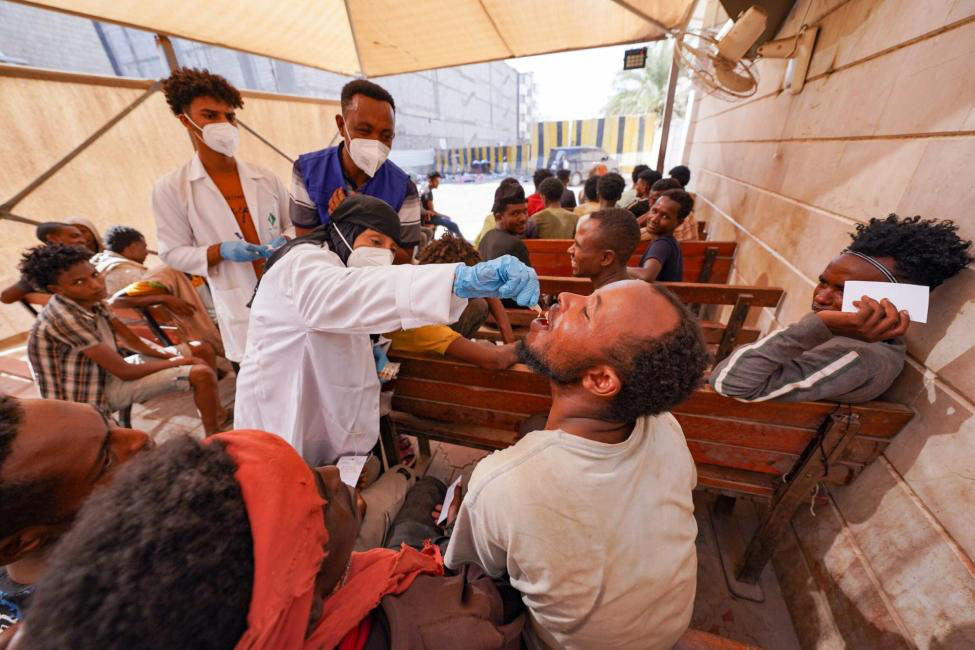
[841,281,929,324]
[336,455,369,488]
[437,476,463,525]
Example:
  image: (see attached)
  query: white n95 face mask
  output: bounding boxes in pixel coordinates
[344,126,390,177]
[346,246,394,268]
[184,114,240,157]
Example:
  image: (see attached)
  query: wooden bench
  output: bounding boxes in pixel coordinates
[523,239,737,283]
[483,278,784,364]
[384,352,913,586]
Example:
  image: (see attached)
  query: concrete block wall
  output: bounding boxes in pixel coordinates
[685,0,975,646]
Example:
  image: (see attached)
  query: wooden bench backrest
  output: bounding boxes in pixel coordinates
[388,352,913,499]
[524,239,737,283]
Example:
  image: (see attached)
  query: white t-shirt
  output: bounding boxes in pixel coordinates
[445,414,697,650]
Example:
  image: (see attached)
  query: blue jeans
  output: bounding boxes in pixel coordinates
[430,214,463,237]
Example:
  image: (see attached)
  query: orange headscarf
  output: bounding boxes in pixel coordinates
[210,431,443,650]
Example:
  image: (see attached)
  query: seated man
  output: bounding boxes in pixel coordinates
[0,396,152,635]
[446,280,709,649]
[474,177,521,249]
[419,171,463,238]
[568,208,642,289]
[524,177,579,239]
[629,188,694,283]
[526,168,553,216]
[387,235,518,369]
[478,181,532,268]
[595,172,625,210]
[0,223,89,306]
[94,226,224,356]
[20,245,226,436]
[625,169,664,218]
[22,430,524,649]
[619,164,648,207]
[632,177,681,223]
[556,169,576,209]
[712,215,973,403]
[573,175,600,217]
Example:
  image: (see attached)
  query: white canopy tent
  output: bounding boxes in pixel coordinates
[13,0,694,76]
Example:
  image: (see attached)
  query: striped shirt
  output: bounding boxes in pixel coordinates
[27,295,116,415]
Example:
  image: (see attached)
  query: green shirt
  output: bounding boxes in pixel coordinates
[526,206,579,239]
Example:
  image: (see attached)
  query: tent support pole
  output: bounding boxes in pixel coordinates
[155,34,180,71]
[656,45,680,173]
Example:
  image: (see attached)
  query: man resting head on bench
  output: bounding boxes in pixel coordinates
[0,396,152,637]
[568,208,641,289]
[445,280,710,650]
[711,215,973,403]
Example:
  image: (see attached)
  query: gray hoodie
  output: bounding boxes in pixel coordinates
[709,312,906,403]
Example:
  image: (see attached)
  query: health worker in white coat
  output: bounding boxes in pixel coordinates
[235,194,539,466]
[152,68,292,362]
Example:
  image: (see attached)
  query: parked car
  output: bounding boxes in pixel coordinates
[546,147,619,186]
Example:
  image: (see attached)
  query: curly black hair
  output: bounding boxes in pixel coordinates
[104,225,145,254]
[638,169,663,187]
[597,173,625,203]
[589,209,642,262]
[556,169,571,183]
[341,79,395,112]
[19,244,93,291]
[162,67,243,116]
[518,284,708,421]
[24,436,253,650]
[583,175,599,201]
[631,164,650,184]
[651,178,682,193]
[416,233,482,266]
[538,177,565,203]
[532,168,554,188]
[492,181,526,215]
[658,189,695,221]
[668,165,691,187]
[848,214,973,288]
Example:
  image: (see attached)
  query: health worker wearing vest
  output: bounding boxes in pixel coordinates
[290,79,422,255]
[153,68,292,363]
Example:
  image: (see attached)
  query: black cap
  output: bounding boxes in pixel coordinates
[331,194,402,247]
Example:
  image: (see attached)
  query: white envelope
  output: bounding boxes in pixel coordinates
[841,281,928,324]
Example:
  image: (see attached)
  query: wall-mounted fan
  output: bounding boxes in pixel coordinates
[675,6,818,101]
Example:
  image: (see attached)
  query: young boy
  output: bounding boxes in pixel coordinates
[524,177,579,239]
[21,245,227,435]
[478,182,532,267]
[630,189,694,282]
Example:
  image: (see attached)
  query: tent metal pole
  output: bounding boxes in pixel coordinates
[0,81,161,214]
[155,34,180,71]
[656,45,680,173]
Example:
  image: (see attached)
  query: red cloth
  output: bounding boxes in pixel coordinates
[526,193,545,216]
[211,430,442,650]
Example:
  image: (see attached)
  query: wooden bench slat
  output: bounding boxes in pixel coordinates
[674,390,913,437]
[390,353,551,395]
[687,440,798,476]
[677,413,815,455]
[391,396,528,431]
[389,411,519,450]
[695,464,777,499]
[523,239,738,256]
[392,377,552,415]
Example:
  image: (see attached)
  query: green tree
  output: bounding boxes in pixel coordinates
[604,41,687,117]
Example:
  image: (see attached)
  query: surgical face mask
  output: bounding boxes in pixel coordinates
[343,125,390,177]
[184,113,239,157]
[334,225,394,267]
[347,246,394,267]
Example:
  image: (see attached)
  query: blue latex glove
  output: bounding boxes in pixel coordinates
[220,240,269,262]
[453,255,540,307]
[268,236,288,250]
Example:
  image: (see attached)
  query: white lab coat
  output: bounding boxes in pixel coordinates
[152,155,292,361]
[234,244,466,465]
